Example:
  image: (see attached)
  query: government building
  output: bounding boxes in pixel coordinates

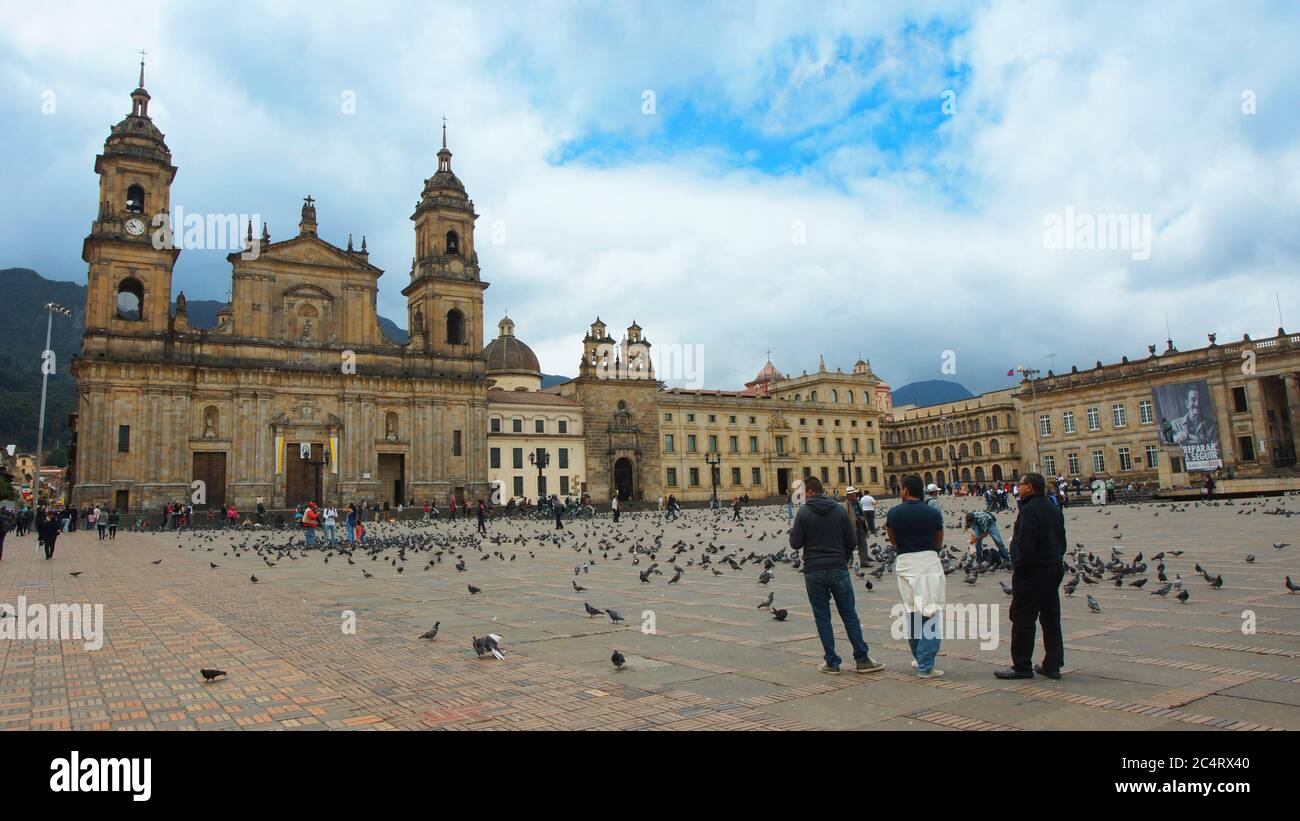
[68,73,1300,511]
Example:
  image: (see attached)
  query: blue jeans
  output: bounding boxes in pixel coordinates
[305,527,316,548]
[324,523,336,543]
[906,612,941,673]
[973,524,1010,564]
[802,567,872,668]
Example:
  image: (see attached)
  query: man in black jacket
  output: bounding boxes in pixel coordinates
[790,475,884,675]
[996,472,1067,680]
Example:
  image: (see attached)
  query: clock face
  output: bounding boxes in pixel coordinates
[124,217,146,236]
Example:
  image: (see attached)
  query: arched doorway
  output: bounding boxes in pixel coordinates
[961,468,971,482]
[936,470,946,488]
[613,458,634,501]
[992,464,1003,481]
[924,471,933,485]
[975,466,985,481]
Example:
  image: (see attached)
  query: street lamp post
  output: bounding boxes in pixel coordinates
[528,449,550,501]
[705,452,721,509]
[840,452,855,491]
[1019,366,1043,474]
[35,302,72,503]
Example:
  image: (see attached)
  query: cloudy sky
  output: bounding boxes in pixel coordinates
[3,0,1298,394]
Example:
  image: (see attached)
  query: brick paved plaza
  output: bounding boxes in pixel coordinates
[1,496,1297,731]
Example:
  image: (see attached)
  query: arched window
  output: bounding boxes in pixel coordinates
[899,452,907,466]
[990,439,1000,454]
[911,449,919,465]
[847,390,854,403]
[992,464,1003,481]
[923,448,931,463]
[961,468,971,482]
[831,389,838,403]
[959,443,969,459]
[794,394,802,402]
[413,310,424,339]
[125,184,145,214]
[446,308,465,344]
[116,277,144,320]
[975,466,986,481]
[936,470,946,487]
[973,441,983,457]
[810,391,818,402]
[445,230,460,255]
[617,400,627,411]
[886,453,895,467]
[924,471,933,485]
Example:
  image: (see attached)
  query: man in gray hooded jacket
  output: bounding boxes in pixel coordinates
[789,475,885,675]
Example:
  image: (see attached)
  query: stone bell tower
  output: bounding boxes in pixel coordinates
[82,57,180,337]
[401,120,488,358]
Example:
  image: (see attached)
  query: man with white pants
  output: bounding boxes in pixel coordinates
[887,475,947,678]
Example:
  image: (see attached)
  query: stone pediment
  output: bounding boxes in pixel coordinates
[230,235,381,274]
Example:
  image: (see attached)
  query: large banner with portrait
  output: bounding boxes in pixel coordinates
[1153,380,1223,471]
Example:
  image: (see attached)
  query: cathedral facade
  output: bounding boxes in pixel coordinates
[72,74,492,512]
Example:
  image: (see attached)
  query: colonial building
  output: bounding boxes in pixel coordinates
[1014,331,1300,488]
[552,329,892,503]
[72,72,492,512]
[484,316,586,502]
[883,388,1021,492]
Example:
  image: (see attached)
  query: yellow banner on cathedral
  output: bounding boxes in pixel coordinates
[329,436,339,474]
[275,435,284,475]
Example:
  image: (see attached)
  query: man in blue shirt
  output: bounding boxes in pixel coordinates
[887,475,947,677]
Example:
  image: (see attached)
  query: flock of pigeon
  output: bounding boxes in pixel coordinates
[71,494,1297,683]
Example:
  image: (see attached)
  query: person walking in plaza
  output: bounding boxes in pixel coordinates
[301,501,320,548]
[256,497,266,526]
[996,472,1067,680]
[0,509,9,561]
[845,487,869,566]
[732,496,742,522]
[39,510,60,560]
[964,509,1010,567]
[96,505,108,540]
[323,502,339,544]
[611,493,621,523]
[924,482,943,517]
[887,475,947,678]
[108,508,120,539]
[789,475,884,675]
[480,498,491,534]
[859,489,877,534]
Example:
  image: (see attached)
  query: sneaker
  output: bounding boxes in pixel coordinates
[918,668,945,679]
[818,662,841,675]
[911,659,918,668]
[854,658,885,674]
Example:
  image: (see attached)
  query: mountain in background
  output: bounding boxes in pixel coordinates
[0,268,571,453]
[891,379,974,408]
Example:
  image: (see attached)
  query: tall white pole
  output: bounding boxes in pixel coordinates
[33,307,54,502]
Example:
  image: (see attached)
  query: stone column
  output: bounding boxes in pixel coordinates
[1283,374,1300,464]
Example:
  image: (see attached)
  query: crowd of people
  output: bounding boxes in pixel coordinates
[0,502,123,561]
[789,471,1066,680]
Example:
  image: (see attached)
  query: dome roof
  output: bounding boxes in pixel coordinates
[483,316,541,375]
[753,359,784,383]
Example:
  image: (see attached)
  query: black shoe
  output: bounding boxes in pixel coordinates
[1034,664,1062,679]
[994,667,1034,680]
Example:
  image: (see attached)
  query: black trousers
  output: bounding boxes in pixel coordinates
[1009,564,1065,672]
[44,537,57,560]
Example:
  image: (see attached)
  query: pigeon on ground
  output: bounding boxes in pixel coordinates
[611,649,626,669]
[210,562,219,569]
[468,585,481,594]
[1150,583,1172,596]
[151,559,162,565]
[772,608,789,621]
[1208,575,1223,589]
[757,592,774,609]
[1129,578,1147,588]
[573,580,587,592]
[584,602,605,617]
[999,581,1013,596]
[1245,554,1255,563]
[69,571,83,577]
[473,634,504,659]
[200,668,227,681]
[1285,576,1299,593]
[250,574,258,583]
[1176,589,1190,604]
[1086,594,1101,613]
[606,609,626,624]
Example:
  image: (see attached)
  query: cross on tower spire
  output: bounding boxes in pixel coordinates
[138,50,147,88]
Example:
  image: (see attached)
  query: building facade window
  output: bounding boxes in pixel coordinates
[1067,452,1080,476]
[1112,403,1127,428]
[1062,410,1076,434]
[1092,451,1106,473]
[1043,455,1056,475]
[1118,447,1132,471]
[664,434,675,453]
[1039,414,1052,437]
[666,468,678,486]
[1145,445,1158,469]
[1139,399,1154,425]
[490,447,500,469]
[118,424,130,453]
[1087,407,1101,431]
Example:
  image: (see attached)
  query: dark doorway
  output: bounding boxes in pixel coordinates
[614,457,634,501]
[285,442,323,507]
[777,468,791,496]
[192,452,227,510]
[114,489,130,512]
[378,453,404,508]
